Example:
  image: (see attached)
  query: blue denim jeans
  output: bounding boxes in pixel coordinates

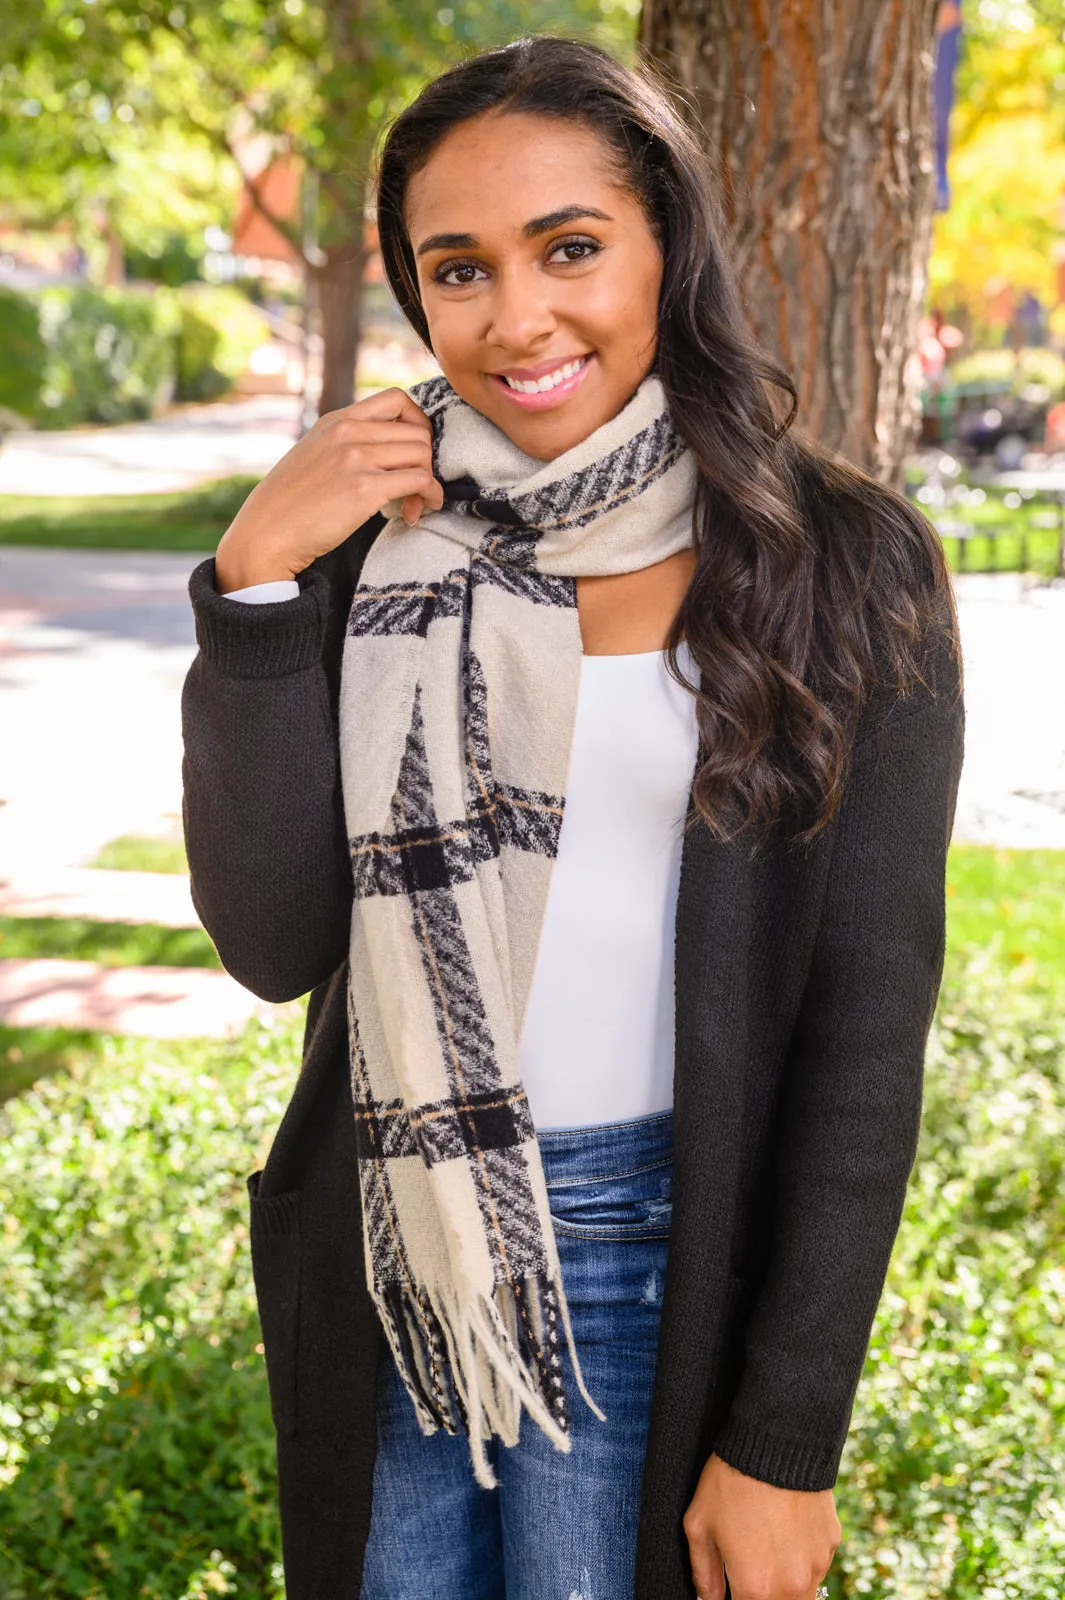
[358,1109,674,1600]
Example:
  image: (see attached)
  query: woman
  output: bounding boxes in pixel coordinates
[181,34,965,1600]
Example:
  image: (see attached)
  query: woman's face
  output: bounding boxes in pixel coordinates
[403,110,664,461]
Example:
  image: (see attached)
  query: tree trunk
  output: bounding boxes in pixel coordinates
[638,0,941,484]
[315,233,365,415]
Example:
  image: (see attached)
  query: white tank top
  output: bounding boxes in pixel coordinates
[516,640,701,1131]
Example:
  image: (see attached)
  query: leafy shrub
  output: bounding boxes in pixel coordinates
[0,281,268,427]
[0,286,46,421]
[0,955,1061,1596]
[836,953,1065,1597]
[947,346,1065,401]
[0,1015,304,1596]
[34,285,181,427]
[174,285,270,403]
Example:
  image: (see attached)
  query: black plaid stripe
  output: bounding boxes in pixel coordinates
[409,874,550,1279]
[472,1146,549,1278]
[347,559,574,640]
[353,1087,535,1165]
[472,549,576,603]
[347,991,417,1291]
[391,685,435,829]
[462,646,497,839]
[476,529,542,572]
[347,572,466,638]
[389,691,552,1278]
[495,786,565,857]
[505,411,685,534]
[351,819,482,899]
[350,781,564,900]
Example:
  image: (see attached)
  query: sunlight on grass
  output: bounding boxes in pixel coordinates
[0,916,220,971]
[0,475,258,551]
[89,833,189,874]
[945,841,1065,984]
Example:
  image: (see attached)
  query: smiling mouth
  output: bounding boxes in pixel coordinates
[494,353,594,394]
[487,353,596,410]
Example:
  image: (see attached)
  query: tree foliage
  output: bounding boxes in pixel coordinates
[930,2,1065,322]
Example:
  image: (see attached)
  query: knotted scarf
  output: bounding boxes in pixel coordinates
[338,367,698,1487]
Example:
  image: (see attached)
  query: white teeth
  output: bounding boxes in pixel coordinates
[503,355,588,393]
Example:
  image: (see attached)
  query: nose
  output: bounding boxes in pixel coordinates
[483,261,557,355]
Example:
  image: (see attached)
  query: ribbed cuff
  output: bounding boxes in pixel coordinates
[188,556,330,678]
[710,1411,844,1493]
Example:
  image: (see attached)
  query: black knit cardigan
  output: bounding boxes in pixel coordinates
[180,512,965,1600]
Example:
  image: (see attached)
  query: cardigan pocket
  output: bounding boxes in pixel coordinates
[247,1169,302,1438]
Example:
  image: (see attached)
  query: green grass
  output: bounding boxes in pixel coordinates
[0,916,220,971]
[0,460,1061,572]
[0,474,258,551]
[945,842,1065,983]
[88,831,189,874]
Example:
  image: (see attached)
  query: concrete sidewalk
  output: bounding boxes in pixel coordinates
[0,395,302,497]
[0,956,284,1038]
[0,866,199,927]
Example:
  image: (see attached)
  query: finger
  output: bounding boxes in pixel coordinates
[325,418,435,449]
[689,1535,726,1600]
[337,386,433,435]
[358,464,438,499]
[339,439,436,474]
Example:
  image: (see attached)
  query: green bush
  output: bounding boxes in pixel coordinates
[174,285,270,403]
[0,1017,303,1596]
[0,281,267,428]
[0,955,1061,1596]
[34,285,180,427]
[835,953,1065,1596]
[946,346,1065,401]
[0,287,47,420]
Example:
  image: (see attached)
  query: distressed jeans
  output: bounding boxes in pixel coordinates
[358,1108,674,1600]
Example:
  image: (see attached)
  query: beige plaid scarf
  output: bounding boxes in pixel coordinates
[338,369,697,1487]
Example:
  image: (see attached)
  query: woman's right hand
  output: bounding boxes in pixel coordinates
[214,386,445,593]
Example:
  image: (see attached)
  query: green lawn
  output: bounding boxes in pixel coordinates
[88,831,189,874]
[0,916,220,971]
[0,467,1061,571]
[945,842,1065,983]
[0,474,257,551]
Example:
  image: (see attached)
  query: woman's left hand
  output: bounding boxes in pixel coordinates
[682,1453,841,1600]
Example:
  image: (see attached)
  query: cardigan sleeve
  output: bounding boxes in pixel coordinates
[179,516,383,1003]
[709,617,966,1493]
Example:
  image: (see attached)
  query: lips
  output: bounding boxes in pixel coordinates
[494,352,594,385]
[487,352,596,411]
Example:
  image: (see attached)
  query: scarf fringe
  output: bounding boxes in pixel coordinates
[378,1269,606,1490]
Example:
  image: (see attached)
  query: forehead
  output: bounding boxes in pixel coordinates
[404,112,623,232]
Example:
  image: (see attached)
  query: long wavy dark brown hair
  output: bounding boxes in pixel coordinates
[371,32,962,849]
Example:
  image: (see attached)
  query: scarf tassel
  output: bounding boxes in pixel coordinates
[376,1270,606,1491]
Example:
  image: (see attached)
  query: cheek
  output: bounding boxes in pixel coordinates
[577,262,660,350]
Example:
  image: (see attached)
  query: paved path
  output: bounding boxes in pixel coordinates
[949,572,1065,848]
[0,396,303,497]
[0,547,201,873]
[0,866,199,927]
[0,957,282,1038]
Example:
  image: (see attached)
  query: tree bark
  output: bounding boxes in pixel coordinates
[314,233,365,415]
[639,0,941,483]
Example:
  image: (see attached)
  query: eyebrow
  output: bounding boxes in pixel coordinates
[414,205,614,259]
